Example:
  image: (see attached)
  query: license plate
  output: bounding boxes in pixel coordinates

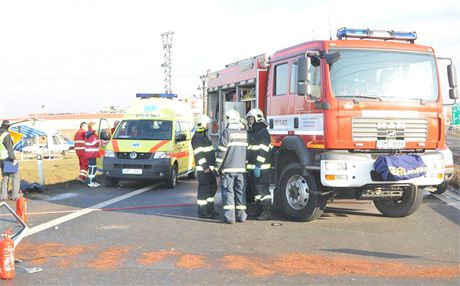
[376,140,405,149]
[122,169,143,175]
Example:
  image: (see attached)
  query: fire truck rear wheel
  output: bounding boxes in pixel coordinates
[279,163,326,222]
[373,186,423,217]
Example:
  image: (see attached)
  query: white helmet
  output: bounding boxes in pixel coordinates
[194,114,211,131]
[246,108,265,124]
[225,109,240,124]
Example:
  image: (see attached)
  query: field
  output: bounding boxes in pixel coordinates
[16,152,459,190]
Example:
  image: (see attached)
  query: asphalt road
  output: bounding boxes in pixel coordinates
[1,176,458,286]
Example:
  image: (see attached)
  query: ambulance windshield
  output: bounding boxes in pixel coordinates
[329,49,438,102]
[113,120,172,140]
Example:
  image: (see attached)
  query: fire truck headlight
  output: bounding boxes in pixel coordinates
[104,150,115,158]
[324,161,347,171]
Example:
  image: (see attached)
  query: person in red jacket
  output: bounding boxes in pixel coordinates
[85,122,101,187]
[74,122,88,183]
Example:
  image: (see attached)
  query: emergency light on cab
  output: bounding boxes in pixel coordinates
[337,27,417,42]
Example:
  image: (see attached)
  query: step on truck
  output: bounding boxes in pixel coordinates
[206,27,458,221]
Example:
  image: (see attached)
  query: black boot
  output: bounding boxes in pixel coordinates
[256,205,272,220]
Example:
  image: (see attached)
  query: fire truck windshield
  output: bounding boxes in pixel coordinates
[329,49,438,102]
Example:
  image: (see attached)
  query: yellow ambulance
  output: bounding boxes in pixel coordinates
[97,94,195,188]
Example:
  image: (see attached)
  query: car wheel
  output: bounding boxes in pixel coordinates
[373,186,423,217]
[166,164,178,189]
[279,163,326,221]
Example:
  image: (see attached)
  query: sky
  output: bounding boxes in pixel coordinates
[0,0,459,118]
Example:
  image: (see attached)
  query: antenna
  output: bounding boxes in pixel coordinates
[312,30,315,40]
[328,14,332,40]
[161,31,174,94]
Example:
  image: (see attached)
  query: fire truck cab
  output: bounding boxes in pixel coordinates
[207,28,458,221]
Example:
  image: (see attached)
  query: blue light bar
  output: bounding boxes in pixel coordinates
[136,93,178,98]
[337,27,417,43]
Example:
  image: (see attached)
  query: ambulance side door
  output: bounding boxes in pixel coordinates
[97,118,111,171]
[181,121,194,173]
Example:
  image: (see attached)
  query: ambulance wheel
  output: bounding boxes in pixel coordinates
[166,164,178,189]
[373,186,423,217]
[279,163,326,222]
[104,176,118,188]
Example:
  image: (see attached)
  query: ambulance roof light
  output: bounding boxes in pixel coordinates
[136,93,178,98]
[337,27,417,43]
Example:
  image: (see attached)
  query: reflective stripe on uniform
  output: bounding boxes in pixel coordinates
[218,146,228,152]
[236,205,247,210]
[207,197,215,202]
[74,140,85,143]
[193,146,214,154]
[216,158,223,163]
[248,145,260,150]
[197,200,208,206]
[246,164,271,170]
[254,195,262,200]
[222,168,246,173]
[259,144,270,152]
[198,158,207,165]
[256,156,266,163]
[223,205,235,210]
[85,148,99,152]
[74,147,85,150]
[261,195,272,201]
[196,165,215,171]
[228,142,248,147]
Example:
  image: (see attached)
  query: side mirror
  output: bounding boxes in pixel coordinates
[175,133,186,142]
[325,51,341,65]
[100,131,110,141]
[447,64,457,88]
[297,51,320,102]
[449,88,458,100]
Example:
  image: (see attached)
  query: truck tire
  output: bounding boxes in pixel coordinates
[279,163,326,221]
[373,186,423,217]
[104,176,118,188]
[165,164,178,189]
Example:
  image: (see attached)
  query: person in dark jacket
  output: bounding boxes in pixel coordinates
[246,108,272,220]
[0,120,20,201]
[191,114,218,218]
[216,109,248,224]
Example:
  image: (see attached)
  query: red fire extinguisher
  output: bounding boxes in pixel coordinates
[0,231,15,280]
[16,191,27,223]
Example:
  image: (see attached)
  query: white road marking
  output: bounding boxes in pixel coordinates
[432,190,460,211]
[26,183,162,237]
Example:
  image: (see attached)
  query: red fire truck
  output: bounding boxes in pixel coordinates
[206,28,458,221]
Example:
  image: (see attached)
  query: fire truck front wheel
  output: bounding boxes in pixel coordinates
[373,186,423,217]
[279,163,326,222]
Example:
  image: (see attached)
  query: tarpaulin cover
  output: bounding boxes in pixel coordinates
[374,155,427,181]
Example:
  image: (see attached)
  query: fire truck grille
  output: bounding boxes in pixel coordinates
[352,118,427,142]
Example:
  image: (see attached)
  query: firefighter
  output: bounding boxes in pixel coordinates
[74,122,88,183]
[191,114,218,218]
[216,109,248,224]
[85,122,101,187]
[246,108,272,220]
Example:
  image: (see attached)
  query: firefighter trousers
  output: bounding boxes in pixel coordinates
[248,170,272,206]
[197,172,217,218]
[220,173,247,223]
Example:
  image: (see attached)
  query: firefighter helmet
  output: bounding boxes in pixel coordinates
[224,109,240,124]
[246,108,265,124]
[194,114,211,131]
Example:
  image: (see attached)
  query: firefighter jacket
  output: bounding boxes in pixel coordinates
[84,129,101,159]
[216,124,248,174]
[191,131,216,172]
[247,122,271,170]
[74,128,86,156]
